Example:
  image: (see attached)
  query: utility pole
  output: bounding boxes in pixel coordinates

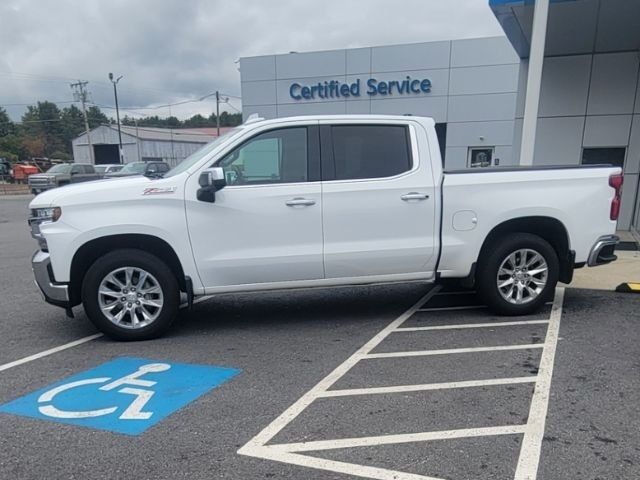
[215,91,229,137]
[216,90,220,136]
[109,73,124,163]
[70,80,94,164]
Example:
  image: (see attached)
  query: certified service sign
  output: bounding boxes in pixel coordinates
[290,76,432,101]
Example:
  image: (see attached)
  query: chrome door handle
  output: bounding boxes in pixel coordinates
[401,192,429,201]
[286,197,316,207]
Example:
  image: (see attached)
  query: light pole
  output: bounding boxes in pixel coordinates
[108,72,124,164]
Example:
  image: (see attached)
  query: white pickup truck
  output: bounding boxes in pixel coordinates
[28,115,622,340]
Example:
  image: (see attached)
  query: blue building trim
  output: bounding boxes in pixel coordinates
[489,0,579,58]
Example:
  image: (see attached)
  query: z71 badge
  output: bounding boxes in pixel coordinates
[142,186,177,195]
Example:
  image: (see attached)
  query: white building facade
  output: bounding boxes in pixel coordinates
[240,37,521,172]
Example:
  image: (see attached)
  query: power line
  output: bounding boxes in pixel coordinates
[0,70,241,99]
[0,100,76,107]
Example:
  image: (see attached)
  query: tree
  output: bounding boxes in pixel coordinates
[86,106,109,129]
[21,101,65,157]
[0,107,15,137]
[0,134,26,161]
[22,134,46,158]
[183,114,211,128]
[208,111,242,127]
[60,105,86,153]
[165,116,180,128]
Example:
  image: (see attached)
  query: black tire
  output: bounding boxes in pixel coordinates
[476,233,559,316]
[82,249,180,341]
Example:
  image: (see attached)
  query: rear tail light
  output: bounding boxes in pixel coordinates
[609,173,623,221]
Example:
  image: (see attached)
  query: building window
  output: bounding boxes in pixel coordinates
[468,147,494,168]
[582,148,626,168]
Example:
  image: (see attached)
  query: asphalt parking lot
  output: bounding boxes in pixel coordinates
[1,195,639,480]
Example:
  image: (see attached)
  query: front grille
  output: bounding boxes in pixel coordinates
[29,177,53,186]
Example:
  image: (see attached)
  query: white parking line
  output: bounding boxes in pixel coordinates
[434,290,476,296]
[418,305,487,312]
[0,296,211,374]
[270,424,528,453]
[514,287,565,480]
[239,286,565,480]
[0,333,103,373]
[237,288,441,465]
[364,344,544,359]
[319,376,538,398]
[395,319,549,332]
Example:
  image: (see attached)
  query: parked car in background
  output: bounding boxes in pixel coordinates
[28,163,100,194]
[0,159,10,181]
[105,161,170,178]
[95,164,124,177]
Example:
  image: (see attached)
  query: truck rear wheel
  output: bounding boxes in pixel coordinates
[81,249,180,341]
[476,233,558,316]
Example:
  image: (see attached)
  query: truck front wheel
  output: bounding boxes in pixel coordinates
[82,249,180,340]
[476,233,559,316]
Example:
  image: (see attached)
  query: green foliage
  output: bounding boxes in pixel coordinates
[86,106,109,128]
[115,111,242,129]
[50,150,71,161]
[0,107,15,137]
[0,150,18,163]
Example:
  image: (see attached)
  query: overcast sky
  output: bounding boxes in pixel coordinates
[0,0,504,121]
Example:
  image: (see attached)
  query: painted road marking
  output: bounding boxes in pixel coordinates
[269,425,528,453]
[239,286,565,480]
[514,287,564,480]
[0,333,103,373]
[0,357,240,435]
[434,290,476,296]
[319,376,538,398]
[0,296,213,374]
[364,343,544,359]
[418,305,487,312]
[395,319,549,332]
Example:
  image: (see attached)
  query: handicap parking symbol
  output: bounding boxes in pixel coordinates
[0,357,240,435]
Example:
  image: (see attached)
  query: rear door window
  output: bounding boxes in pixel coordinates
[328,125,412,181]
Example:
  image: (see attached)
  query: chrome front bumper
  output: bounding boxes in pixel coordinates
[587,235,619,267]
[32,250,70,307]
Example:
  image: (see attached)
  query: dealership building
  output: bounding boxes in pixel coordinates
[239,0,640,233]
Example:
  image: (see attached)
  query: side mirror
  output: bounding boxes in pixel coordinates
[197,167,226,203]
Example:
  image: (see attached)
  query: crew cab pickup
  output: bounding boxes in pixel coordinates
[29,163,100,194]
[28,115,622,340]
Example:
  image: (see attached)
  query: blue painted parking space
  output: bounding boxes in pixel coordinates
[0,357,240,436]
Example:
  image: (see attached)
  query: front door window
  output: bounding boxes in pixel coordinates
[218,128,308,185]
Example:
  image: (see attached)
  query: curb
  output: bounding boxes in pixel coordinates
[615,282,640,293]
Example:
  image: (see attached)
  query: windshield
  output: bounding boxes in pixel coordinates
[47,164,72,174]
[119,163,146,174]
[163,127,243,178]
[94,166,107,173]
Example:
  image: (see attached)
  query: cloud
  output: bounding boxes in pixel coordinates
[0,0,503,120]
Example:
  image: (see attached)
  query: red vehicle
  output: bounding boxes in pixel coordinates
[12,163,39,183]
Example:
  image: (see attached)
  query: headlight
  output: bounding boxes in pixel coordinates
[30,207,62,223]
[28,207,61,252]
